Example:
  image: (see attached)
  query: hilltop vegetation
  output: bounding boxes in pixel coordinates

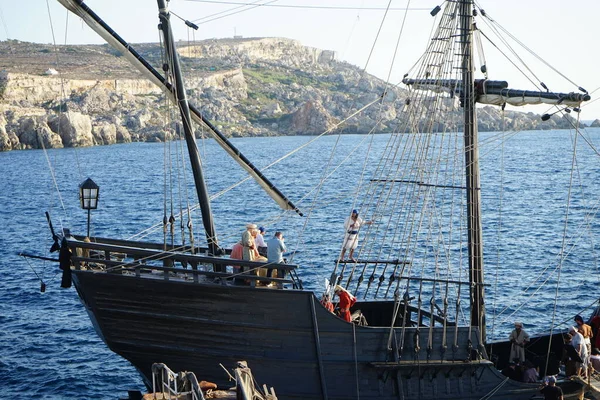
[0,38,588,151]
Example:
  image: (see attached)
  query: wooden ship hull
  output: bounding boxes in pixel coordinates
[66,237,558,400]
[45,1,591,399]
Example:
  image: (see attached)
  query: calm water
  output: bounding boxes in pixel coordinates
[1,130,600,398]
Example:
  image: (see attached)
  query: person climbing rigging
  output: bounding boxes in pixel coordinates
[339,209,373,262]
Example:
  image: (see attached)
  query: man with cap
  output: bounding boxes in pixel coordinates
[509,321,530,363]
[255,226,268,257]
[340,209,373,261]
[539,376,563,400]
[334,285,356,322]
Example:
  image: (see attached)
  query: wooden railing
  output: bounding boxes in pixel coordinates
[66,236,301,289]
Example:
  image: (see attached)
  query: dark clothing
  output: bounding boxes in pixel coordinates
[501,366,520,381]
[59,238,73,288]
[540,385,563,400]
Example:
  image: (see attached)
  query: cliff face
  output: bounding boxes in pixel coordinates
[0,38,584,151]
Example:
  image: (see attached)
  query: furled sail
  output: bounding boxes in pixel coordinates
[403,78,591,107]
[56,0,303,216]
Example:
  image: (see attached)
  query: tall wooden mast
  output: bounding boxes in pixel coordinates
[157,0,221,256]
[459,0,485,342]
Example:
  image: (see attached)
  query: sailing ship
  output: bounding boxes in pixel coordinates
[37,0,595,398]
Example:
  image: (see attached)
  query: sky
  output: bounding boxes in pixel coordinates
[2,0,600,119]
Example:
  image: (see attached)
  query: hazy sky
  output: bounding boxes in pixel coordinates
[2,0,600,119]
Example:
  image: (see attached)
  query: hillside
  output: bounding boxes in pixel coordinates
[0,38,587,151]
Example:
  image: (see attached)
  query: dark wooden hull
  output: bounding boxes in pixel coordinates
[70,269,569,399]
[487,331,566,376]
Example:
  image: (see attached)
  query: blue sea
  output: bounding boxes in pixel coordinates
[1,130,600,398]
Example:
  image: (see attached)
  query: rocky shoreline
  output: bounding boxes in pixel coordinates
[0,38,596,152]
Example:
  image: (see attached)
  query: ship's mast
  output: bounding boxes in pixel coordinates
[459,0,485,342]
[157,0,221,256]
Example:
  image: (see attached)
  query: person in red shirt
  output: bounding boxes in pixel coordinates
[334,285,356,322]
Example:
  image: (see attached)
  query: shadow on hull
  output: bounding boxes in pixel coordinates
[71,269,578,399]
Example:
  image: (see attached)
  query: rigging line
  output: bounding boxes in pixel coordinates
[161,32,170,247]
[162,15,206,249]
[495,209,600,320]
[550,299,600,330]
[360,0,392,75]
[489,108,506,342]
[339,2,363,61]
[546,123,576,365]
[40,134,68,219]
[382,0,410,84]
[384,60,454,296]
[190,0,277,23]
[170,48,200,250]
[0,4,9,39]
[569,137,600,287]
[355,10,461,273]
[501,125,582,330]
[186,0,431,12]
[41,1,75,227]
[190,0,279,25]
[476,25,541,93]
[473,28,486,78]
[350,98,408,273]
[380,3,464,298]
[476,4,582,90]
[290,129,356,267]
[209,95,384,201]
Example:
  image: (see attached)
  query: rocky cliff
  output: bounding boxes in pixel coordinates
[0,38,585,151]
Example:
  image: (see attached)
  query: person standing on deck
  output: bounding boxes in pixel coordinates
[539,376,563,400]
[320,293,334,313]
[509,321,530,363]
[340,209,373,261]
[574,314,592,374]
[569,326,588,378]
[266,231,286,279]
[242,224,257,261]
[334,285,356,323]
[255,226,268,257]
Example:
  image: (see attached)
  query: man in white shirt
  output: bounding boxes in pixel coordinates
[255,226,267,256]
[570,326,589,377]
[340,209,372,261]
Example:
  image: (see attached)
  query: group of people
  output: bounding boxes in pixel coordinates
[503,314,600,400]
[230,224,287,286]
[562,314,600,379]
[504,322,563,399]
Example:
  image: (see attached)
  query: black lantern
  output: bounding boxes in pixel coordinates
[79,178,99,237]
